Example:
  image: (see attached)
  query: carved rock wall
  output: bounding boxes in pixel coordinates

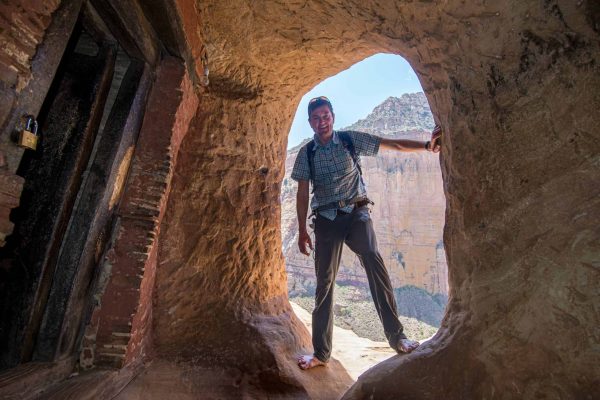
[87,56,198,369]
[153,1,599,398]
[152,92,354,397]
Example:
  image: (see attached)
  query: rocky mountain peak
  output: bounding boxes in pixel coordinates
[344,92,435,135]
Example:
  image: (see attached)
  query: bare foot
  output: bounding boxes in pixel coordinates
[397,338,420,353]
[297,354,327,370]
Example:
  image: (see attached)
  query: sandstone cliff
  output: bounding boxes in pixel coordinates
[281,93,448,325]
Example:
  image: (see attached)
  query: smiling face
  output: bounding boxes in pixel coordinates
[308,104,335,140]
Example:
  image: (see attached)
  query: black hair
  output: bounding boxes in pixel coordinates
[307,97,334,117]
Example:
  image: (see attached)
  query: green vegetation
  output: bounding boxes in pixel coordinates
[392,251,406,270]
[393,285,447,327]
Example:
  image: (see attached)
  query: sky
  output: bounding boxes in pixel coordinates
[287,53,424,149]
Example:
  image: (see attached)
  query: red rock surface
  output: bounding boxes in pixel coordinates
[85,56,199,369]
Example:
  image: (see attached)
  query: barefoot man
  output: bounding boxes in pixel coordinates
[291,96,442,370]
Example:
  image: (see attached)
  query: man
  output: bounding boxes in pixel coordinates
[291,96,442,370]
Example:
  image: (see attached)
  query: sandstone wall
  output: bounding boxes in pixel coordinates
[153,93,357,397]
[154,1,599,398]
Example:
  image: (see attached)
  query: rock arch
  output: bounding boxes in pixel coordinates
[147,1,598,398]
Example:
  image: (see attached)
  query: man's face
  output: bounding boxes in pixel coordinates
[308,104,335,137]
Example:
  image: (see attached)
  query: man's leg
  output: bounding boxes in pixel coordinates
[344,206,419,353]
[298,214,345,369]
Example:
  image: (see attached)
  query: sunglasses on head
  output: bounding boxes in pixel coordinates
[309,96,330,104]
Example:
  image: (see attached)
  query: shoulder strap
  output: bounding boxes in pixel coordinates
[306,140,316,190]
[338,132,363,176]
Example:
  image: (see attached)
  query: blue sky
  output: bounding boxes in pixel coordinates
[287,53,424,149]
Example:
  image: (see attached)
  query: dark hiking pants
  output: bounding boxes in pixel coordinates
[312,205,406,362]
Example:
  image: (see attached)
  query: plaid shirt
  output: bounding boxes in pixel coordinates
[291,130,381,220]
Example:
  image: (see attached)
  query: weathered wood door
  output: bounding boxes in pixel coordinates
[0,2,153,369]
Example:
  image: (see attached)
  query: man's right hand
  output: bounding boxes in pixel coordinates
[298,229,313,256]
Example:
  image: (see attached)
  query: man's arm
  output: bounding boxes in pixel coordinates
[296,180,313,256]
[379,125,442,153]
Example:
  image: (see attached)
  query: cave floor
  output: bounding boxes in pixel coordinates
[0,298,434,400]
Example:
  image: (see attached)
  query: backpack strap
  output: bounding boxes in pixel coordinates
[338,131,363,176]
[306,140,316,191]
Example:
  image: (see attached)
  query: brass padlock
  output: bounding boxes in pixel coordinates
[18,116,39,150]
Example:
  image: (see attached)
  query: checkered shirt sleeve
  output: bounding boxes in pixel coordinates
[290,144,311,181]
[344,130,381,156]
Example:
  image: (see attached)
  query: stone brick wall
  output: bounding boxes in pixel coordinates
[174,0,206,87]
[0,0,61,94]
[0,156,24,247]
[81,56,198,368]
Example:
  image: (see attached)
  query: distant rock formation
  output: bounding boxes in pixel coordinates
[346,93,435,134]
[282,93,448,323]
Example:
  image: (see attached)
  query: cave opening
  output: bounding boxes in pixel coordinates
[280,53,448,379]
